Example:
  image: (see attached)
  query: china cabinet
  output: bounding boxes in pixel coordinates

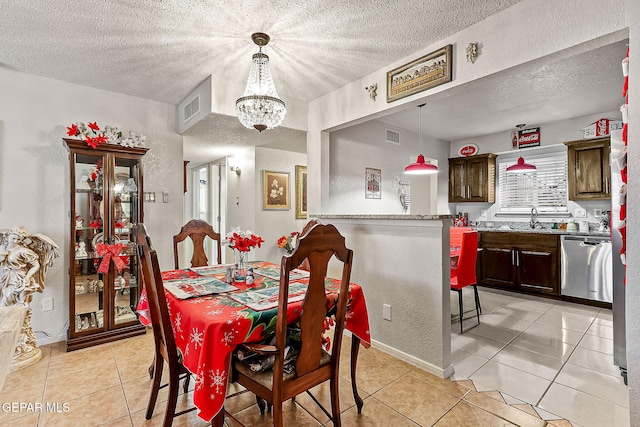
[565,137,611,200]
[64,139,148,351]
[448,154,496,203]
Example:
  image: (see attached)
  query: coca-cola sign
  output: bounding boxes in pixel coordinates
[458,144,479,157]
[517,127,541,149]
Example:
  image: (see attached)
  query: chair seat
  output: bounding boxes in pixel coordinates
[233,350,331,390]
[450,276,466,291]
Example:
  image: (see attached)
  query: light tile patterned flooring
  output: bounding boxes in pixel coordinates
[451,287,629,427]
[1,319,577,426]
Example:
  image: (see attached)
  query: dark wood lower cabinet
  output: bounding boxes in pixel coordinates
[479,232,560,296]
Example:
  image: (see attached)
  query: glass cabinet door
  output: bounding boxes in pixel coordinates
[111,157,141,326]
[73,153,106,333]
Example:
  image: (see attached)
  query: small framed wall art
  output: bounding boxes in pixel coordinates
[365,167,381,199]
[295,165,307,219]
[262,170,290,210]
[386,44,453,102]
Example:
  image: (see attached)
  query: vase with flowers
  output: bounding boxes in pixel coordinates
[223,227,264,281]
[277,232,300,254]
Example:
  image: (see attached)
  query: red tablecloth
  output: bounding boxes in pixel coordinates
[136,260,370,422]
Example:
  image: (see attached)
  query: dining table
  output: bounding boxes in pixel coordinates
[136,260,371,423]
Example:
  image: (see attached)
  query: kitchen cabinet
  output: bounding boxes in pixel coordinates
[565,137,611,200]
[448,154,496,203]
[479,232,560,296]
[64,139,148,351]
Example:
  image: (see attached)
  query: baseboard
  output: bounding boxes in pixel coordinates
[369,338,454,379]
[36,334,66,346]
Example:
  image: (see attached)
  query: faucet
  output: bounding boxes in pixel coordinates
[530,207,541,229]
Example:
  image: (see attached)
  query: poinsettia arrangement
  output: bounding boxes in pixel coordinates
[277,232,299,254]
[66,121,146,149]
[224,227,264,252]
[89,220,102,230]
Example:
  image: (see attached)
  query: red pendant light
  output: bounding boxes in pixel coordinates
[404,104,438,175]
[506,156,536,173]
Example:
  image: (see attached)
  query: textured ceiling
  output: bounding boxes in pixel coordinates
[0,0,522,105]
[1,1,626,164]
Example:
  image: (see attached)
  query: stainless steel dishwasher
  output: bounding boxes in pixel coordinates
[560,235,612,303]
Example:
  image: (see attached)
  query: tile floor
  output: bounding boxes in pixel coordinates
[1,324,576,426]
[451,287,629,427]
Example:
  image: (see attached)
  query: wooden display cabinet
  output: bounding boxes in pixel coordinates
[64,139,148,351]
[448,154,496,203]
[565,137,611,200]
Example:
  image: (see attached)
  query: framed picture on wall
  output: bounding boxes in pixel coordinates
[365,167,381,199]
[295,165,307,219]
[262,170,290,210]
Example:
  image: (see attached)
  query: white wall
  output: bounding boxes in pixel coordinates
[321,217,452,377]
[0,69,182,344]
[325,119,450,215]
[253,147,307,263]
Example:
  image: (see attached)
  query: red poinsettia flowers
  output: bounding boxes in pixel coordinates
[89,220,102,229]
[224,228,264,252]
[67,121,107,149]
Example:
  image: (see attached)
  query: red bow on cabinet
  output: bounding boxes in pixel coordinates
[96,243,126,274]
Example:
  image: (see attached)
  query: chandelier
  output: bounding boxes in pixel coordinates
[236,32,286,132]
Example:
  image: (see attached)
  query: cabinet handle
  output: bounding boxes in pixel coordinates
[461,185,465,198]
[605,177,609,194]
[466,186,470,199]
[511,250,515,265]
[516,251,520,267]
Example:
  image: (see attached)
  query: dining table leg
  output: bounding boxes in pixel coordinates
[350,335,364,413]
[211,410,224,427]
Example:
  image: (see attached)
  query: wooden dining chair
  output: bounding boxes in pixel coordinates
[134,224,195,427]
[173,219,222,269]
[232,223,353,427]
[450,228,481,333]
[297,219,319,271]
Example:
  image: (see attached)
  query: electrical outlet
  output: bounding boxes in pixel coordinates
[594,208,602,217]
[382,304,392,321]
[575,208,586,218]
[42,297,54,312]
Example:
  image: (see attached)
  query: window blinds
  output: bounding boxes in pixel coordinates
[497,149,568,212]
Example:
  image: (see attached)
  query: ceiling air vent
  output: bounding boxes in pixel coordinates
[183,95,200,123]
[386,129,400,145]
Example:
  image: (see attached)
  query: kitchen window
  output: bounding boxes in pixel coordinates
[496,146,568,215]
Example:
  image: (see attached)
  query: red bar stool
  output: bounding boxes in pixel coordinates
[450,228,481,333]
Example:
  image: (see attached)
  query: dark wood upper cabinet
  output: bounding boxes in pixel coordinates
[448,154,496,203]
[565,137,611,200]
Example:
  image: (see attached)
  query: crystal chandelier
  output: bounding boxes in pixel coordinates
[236,33,286,132]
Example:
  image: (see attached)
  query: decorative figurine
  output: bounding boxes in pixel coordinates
[466,42,479,63]
[0,227,59,371]
[245,267,255,285]
[365,83,378,101]
[75,240,88,258]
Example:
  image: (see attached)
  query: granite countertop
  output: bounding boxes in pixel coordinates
[312,214,453,220]
[474,227,611,238]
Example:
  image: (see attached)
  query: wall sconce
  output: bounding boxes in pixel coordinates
[228,157,241,176]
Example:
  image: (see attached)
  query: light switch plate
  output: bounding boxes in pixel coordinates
[575,208,586,218]
[382,304,391,321]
